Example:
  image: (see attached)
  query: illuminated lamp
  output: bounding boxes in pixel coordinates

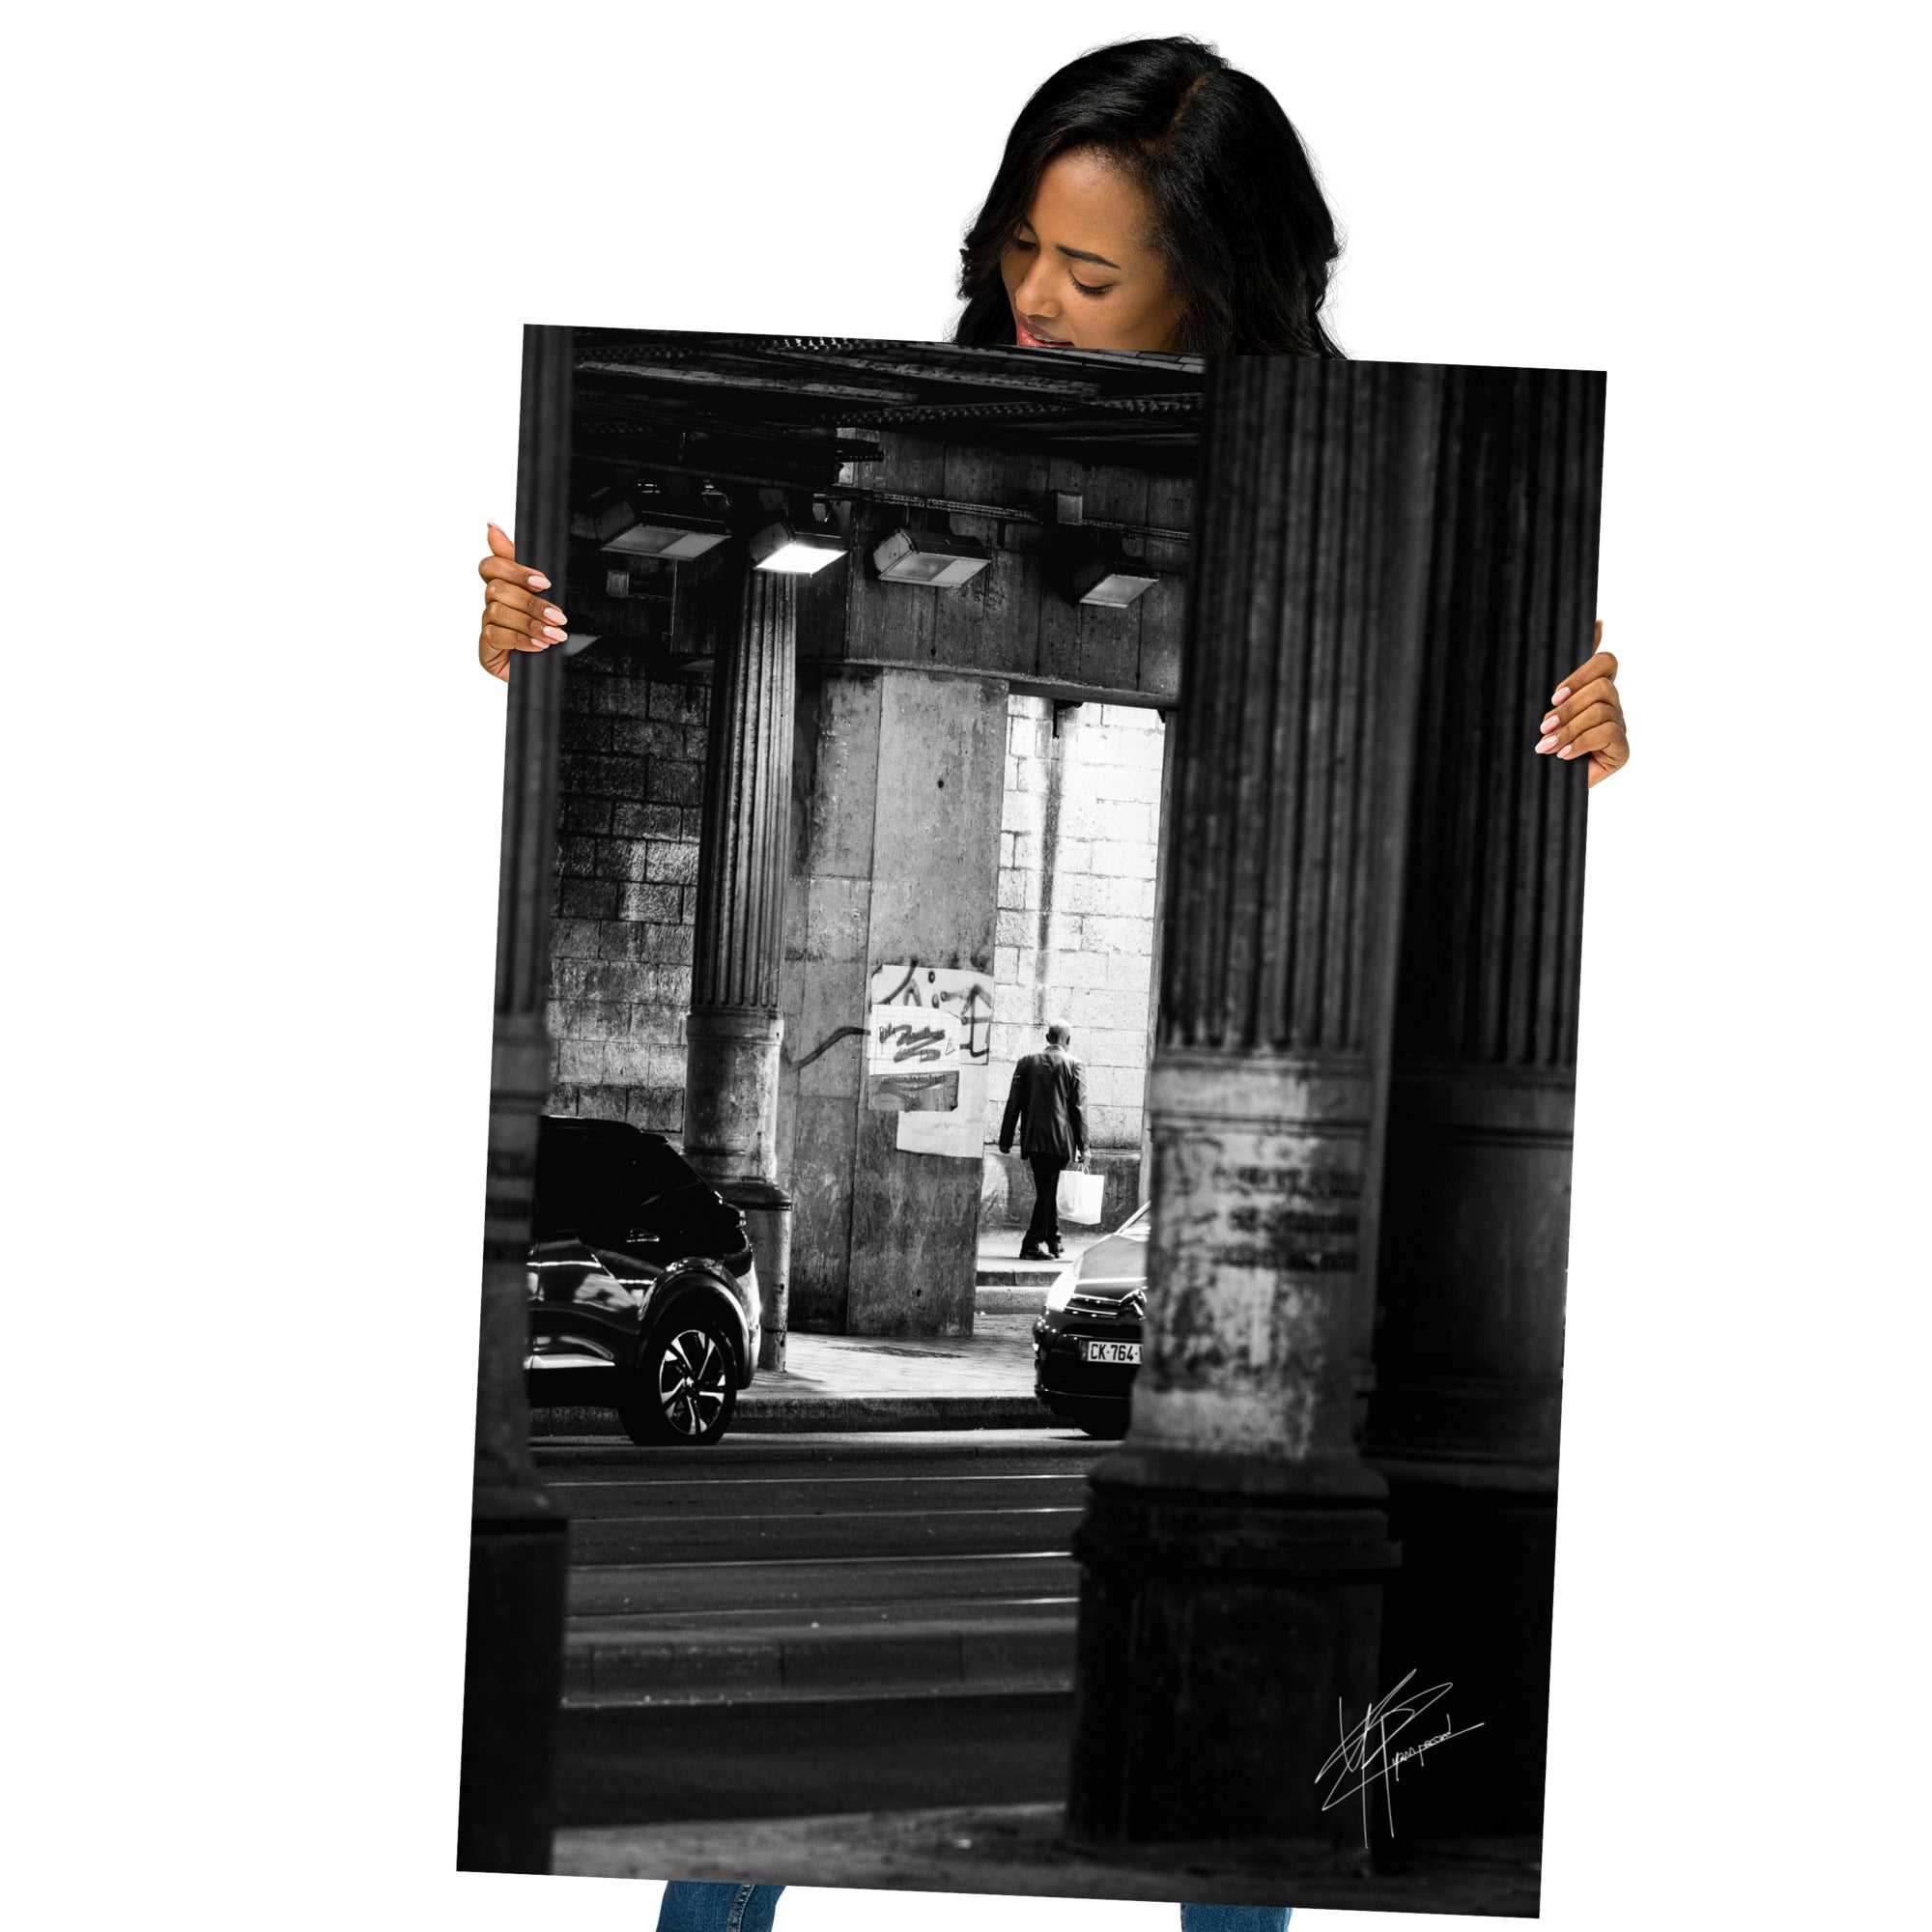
[871,526,992,588]
[749,519,849,575]
[1071,556,1161,608]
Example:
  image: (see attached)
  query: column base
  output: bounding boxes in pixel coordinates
[1368,1455,1557,1836]
[456,1488,570,1873]
[683,1008,790,1371]
[1065,1457,1400,1851]
[715,1179,791,1372]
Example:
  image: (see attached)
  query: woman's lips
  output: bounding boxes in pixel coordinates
[1015,315,1071,348]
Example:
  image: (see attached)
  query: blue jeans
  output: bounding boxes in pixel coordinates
[655,1883,1290,1930]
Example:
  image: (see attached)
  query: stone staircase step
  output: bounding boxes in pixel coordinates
[565,1500,1085,1567]
[543,1470,1091,1522]
[975,1285,1048,1315]
[554,1689,1075,1824]
[562,1605,1076,1706]
[567,1548,1081,1618]
[975,1263,1064,1288]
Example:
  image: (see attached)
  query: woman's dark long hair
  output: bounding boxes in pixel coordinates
[955,37,1344,357]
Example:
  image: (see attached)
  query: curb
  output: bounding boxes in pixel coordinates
[532,1394,1064,1436]
[534,1435,1099,1468]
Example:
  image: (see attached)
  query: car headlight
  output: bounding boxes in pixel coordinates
[1044,1265,1079,1313]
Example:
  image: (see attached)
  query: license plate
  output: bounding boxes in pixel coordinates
[1081,1339,1142,1365]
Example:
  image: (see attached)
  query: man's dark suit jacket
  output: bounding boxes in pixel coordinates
[998,1047,1088,1161]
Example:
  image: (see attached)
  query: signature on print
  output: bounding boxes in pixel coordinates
[1315,1669,1486,1845]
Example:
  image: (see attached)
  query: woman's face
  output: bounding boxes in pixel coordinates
[1000,148,1184,353]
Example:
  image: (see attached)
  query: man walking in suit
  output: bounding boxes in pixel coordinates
[998,1022,1090,1261]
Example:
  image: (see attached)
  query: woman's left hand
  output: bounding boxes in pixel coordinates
[1535,620,1629,787]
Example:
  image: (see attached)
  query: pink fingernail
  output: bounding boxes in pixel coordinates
[543,607,565,623]
[542,626,567,642]
[1550,686,1571,705]
[527,572,551,589]
[1556,744,1577,758]
[1540,713,1559,732]
[1535,733,1559,753]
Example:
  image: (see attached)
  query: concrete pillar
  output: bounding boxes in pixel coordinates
[1066,359,1443,1853]
[684,557,796,1369]
[459,325,571,1875]
[1365,366,1605,1834]
[842,671,1009,1336]
[775,663,880,1335]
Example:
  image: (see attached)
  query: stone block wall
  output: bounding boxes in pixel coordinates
[985,697,1167,1183]
[544,639,709,1133]
[541,656,1170,1245]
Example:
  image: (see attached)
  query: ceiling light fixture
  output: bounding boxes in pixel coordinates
[603,515,729,562]
[1070,557,1161,608]
[872,526,993,589]
[749,518,849,575]
[578,484,732,561]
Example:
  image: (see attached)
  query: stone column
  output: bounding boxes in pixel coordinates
[1365,366,1605,1835]
[459,325,572,1874]
[683,554,796,1368]
[1066,358,1443,1852]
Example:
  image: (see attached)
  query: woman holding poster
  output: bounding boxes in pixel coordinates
[474,29,1632,1932]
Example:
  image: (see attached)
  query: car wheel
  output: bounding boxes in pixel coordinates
[619,1310,739,1446]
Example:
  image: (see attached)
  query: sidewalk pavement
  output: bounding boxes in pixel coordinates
[734,1312,1051,1431]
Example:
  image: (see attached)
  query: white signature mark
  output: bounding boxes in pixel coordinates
[1314,1668,1485,1845]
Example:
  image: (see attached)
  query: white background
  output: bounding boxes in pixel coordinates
[6,4,1926,1928]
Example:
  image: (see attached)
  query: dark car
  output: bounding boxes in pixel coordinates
[1032,1200,1150,1437]
[524,1115,760,1446]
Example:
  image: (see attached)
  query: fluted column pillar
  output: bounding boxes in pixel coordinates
[459,325,572,1874]
[683,555,795,1367]
[1066,359,1442,1852]
[1365,366,1605,1834]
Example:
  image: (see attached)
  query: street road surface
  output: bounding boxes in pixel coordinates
[537,1428,1107,1827]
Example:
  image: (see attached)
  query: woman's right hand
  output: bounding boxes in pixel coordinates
[477,522,569,681]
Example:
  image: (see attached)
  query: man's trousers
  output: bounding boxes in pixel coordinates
[1025,1152,1067,1253]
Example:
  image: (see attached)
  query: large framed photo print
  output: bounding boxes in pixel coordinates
[461,327,1605,1919]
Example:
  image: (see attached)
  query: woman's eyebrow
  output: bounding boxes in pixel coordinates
[1057,243,1122,270]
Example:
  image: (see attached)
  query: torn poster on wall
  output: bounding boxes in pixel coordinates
[867,961,994,1156]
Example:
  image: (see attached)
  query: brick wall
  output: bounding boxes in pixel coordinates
[986,697,1165,1154]
[544,639,709,1135]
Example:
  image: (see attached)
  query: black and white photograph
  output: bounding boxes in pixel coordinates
[461,327,1607,1917]
[12,9,1924,1932]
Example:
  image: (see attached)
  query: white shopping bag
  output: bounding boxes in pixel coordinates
[1057,1164,1106,1224]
